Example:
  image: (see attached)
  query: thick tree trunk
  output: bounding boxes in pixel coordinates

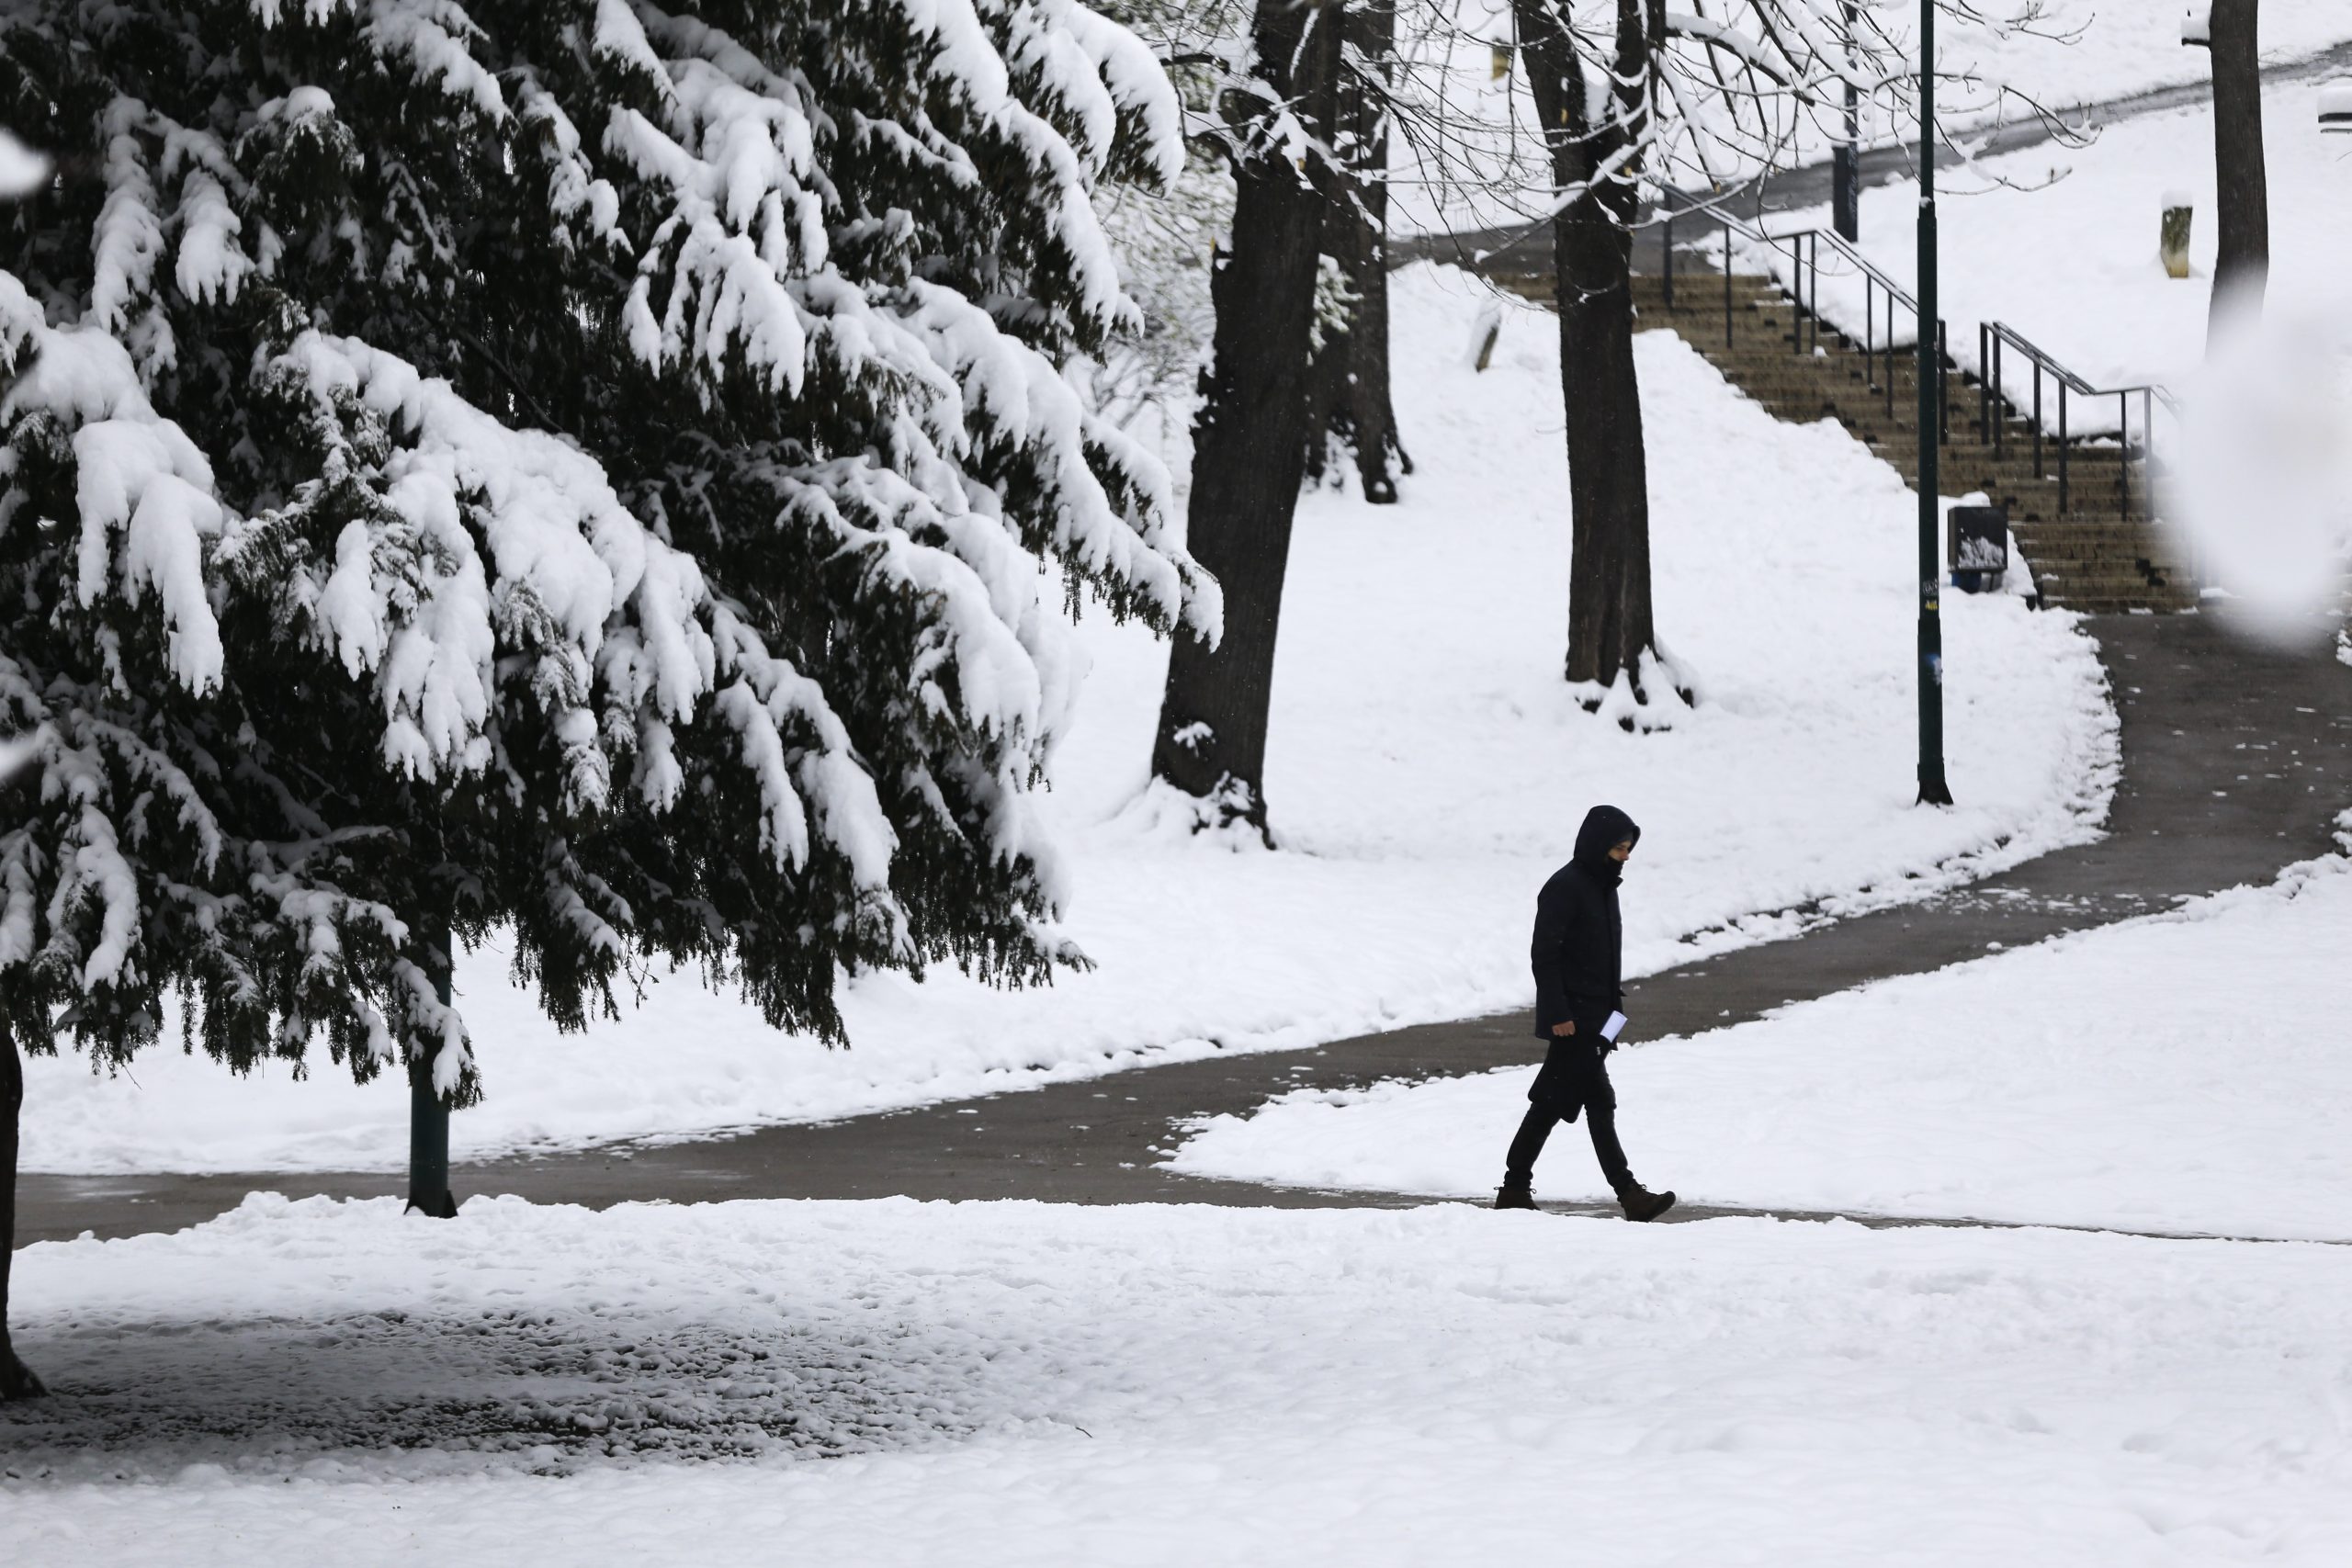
[405,919,461,1219]
[1150,0,1343,833]
[1342,215,1404,502]
[2207,0,2268,338]
[1511,0,1668,701]
[3,1031,46,1401]
[1304,0,1407,502]
[1554,211,1656,690]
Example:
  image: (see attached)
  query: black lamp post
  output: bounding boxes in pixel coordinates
[1833,1,1860,242]
[1915,1,1952,806]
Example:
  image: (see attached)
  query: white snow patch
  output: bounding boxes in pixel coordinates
[0,126,51,197]
[4,1197,2351,1563]
[1743,79,2352,432]
[1170,847,2352,1240]
[1389,3,2352,241]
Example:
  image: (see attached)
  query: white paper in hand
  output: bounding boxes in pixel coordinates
[1601,1011,1628,1043]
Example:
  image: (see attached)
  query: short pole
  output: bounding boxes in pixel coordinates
[1992,334,2003,458]
[1865,276,1877,389]
[2032,367,2043,479]
[1885,292,1895,417]
[1809,233,1820,355]
[1789,240,1801,355]
[1723,215,1734,348]
[2119,391,2131,515]
[2058,384,2070,515]
[1975,322,1986,441]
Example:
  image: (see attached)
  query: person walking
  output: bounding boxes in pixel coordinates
[1495,804,1676,1221]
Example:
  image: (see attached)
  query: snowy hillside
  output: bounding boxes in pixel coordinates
[1390,1,2352,239]
[1748,77,2352,412]
[21,265,2114,1175]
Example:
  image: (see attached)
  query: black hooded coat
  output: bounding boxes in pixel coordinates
[1527,806,1641,1110]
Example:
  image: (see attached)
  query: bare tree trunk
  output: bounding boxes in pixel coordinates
[3,1031,47,1401]
[1511,0,1671,702]
[1305,0,1408,502]
[1555,210,1656,690]
[2208,0,2268,338]
[1150,0,1344,833]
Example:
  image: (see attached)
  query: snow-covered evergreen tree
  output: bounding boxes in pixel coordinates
[0,0,1215,1397]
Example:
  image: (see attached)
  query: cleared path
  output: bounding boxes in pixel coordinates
[22,45,2352,1238]
[18,611,2349,1243]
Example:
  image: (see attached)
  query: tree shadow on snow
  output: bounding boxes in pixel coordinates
[0,1306,1000,1482]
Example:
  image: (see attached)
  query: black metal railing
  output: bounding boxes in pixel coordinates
[1659,190,1950,442]
[1978,321,2172,520]
[1657,192,2182,539]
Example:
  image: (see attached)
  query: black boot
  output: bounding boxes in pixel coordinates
[1493,1183,1538,1211]
[1617,1185,1677,1223]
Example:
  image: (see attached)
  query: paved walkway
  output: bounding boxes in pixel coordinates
[18,612,2349,1244]
[19,51,2352,1246]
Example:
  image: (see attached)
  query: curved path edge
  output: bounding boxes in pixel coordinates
[20,35,2352,1253]
[18,613,2350,1246]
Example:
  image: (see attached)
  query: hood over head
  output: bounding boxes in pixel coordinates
[1572,804,1641,881]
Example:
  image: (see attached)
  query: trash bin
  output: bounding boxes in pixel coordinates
[1949,503,2008,593]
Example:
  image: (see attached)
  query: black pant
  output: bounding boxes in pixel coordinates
[1504,1041,1635,1195]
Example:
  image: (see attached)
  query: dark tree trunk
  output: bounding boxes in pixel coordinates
[2208,0,2268,338]
[2,1030,46,1401]
[1554,211,1656,691]
[405,919,461,1220]
[1511,0,1668,700]
[1150,0,1344,833]
[1304,0,1408,502]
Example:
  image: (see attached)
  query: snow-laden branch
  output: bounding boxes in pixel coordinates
[2,0,1211,1074]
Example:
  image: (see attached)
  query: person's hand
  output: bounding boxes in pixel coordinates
[1550,1020,1576,1037]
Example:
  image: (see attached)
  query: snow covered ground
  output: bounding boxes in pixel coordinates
[1745,78,2352,422]
[1953,1,2352,119]
[1170,825,2352,1240]
[21,265,2115,1175]
[1390,1,2352,239]
[6,1197,2352,1565]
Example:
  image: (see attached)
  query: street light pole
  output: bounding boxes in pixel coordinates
[1833,0,1860,241]
[1916,0,1953,805]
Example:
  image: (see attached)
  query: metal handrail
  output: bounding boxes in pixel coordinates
[1657,188,1919,312]
[1980,320,2171,521]
[1656,191,2181,535]
[1657,188,1948,439]
[1985,322,2099,397]
[1779,223,1918,317]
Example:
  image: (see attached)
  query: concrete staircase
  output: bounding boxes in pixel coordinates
[1487,266,2196,614]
